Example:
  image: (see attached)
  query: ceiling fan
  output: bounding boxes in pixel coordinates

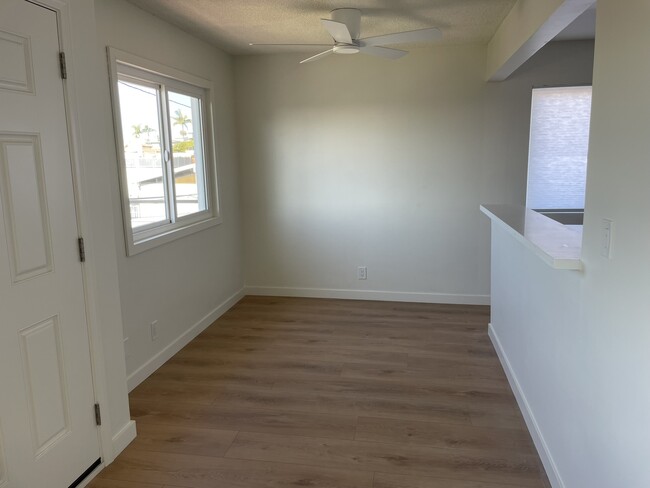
[250,8,442,64]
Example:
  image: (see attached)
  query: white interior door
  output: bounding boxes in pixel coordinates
[0,1,101,487]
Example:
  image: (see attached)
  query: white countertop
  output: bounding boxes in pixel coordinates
[480,204,583,270]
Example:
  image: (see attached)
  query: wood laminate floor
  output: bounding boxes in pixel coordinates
[91,296,550,488]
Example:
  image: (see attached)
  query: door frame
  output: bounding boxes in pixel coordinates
[25,0,116,469]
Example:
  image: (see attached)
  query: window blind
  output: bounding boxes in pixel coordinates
[526,86,593,210]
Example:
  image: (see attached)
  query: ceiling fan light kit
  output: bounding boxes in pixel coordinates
[249,8,442,64]
[333,44,360,55]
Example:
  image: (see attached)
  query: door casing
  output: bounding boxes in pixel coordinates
[24,0,121,473]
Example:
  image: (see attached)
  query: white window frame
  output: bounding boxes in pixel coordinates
[107,48,221,256]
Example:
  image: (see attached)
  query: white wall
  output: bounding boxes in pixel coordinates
[235,41,593,304]
[94,0,244,386]
[574,0,650,483]
[489,1,650,486]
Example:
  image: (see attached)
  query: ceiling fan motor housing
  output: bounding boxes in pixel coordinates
[331,8,361,40]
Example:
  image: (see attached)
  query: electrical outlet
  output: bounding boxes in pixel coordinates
[358,266,367,280]
[150,320,158,341]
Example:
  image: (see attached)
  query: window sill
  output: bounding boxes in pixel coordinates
[127,215,222,256]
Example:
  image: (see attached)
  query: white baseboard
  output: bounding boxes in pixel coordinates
[111,420,136,458]
[244,286,490,306]
[488,323,565,488]
[126,287,245,391]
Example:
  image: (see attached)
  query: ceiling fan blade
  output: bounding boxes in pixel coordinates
[300,49,335,64]
[321,19,353,44]
[359,45,408,60]
[249,43,331,47]
[361,27,442,47]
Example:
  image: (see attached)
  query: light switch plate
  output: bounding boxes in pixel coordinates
[601,219,612,258]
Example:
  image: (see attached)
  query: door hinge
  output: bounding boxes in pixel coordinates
[94,403,102,426]
[78,237,86,263]
[59,52,67,79]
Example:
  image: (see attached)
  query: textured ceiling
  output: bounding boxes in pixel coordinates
[126,0,519,54]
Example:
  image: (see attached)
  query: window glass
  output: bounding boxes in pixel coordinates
[527,86,593,210]
[168,91,207,218]
[117,78,167,228]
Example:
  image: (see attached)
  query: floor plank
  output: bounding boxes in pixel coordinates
[130,397,358,440]
[88,296,548,488]
[341,363,511,393]
[373,472,519,488]
[356,416,533,451]
[129,422,237,457]
[270,376,516,407]
[152,360,277,388]
[207,382,473,425]
[180,340,411,366]
[225,431,543,487]
[167,353,345,379]
[129,378,219,405]
[97,450,373,488]
[87,479,163,488]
